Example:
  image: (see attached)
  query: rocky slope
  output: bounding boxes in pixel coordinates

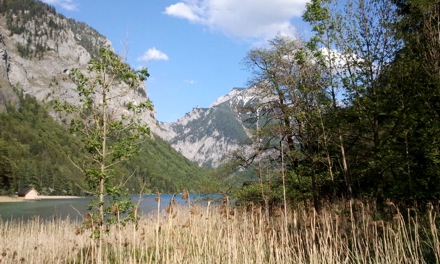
[157,87,261,167]
[0,1,164,135]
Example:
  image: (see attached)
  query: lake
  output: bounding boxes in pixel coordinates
[0,194,221,222]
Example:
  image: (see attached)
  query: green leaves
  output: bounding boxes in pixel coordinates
[57,48,153,238]
[303,0,331,41]
[126,100,153,114]
[137,67,150,81]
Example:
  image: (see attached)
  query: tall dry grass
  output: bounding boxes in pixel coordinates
[0,199,439,263]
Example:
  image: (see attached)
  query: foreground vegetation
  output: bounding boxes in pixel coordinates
[0,199,439,264]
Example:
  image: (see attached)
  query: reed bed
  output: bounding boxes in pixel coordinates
[0,199,439,263]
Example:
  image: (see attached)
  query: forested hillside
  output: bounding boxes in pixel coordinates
[0,95,83,194]
[0,94,215,195]
[0,0,219,195]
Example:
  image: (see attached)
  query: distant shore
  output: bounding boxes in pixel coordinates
[0,195,83,203]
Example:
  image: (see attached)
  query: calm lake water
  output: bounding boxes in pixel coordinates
[0,194,221,222]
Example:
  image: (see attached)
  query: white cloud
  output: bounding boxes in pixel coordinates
[165,3,202,22]
[41,0,78,11]
[164,0,309,40]
[137,48,169,63]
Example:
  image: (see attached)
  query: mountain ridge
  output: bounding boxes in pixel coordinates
[0,0,258,170]
[157,86,260,168]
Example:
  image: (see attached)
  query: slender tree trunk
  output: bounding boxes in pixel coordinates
[331,79,351,198]
[98,82,108,263]
[100,86,107,227]
[338,131,351,198]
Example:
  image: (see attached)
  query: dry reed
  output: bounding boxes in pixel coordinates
[0,199,439,263]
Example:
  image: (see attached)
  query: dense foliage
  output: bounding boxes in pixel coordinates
[235,0,440,209]
[0,94,83,195]
[0,94,214,195]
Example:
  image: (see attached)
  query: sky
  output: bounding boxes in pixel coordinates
[41,0,311,122]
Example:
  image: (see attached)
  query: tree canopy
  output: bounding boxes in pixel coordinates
[236,0,440,208]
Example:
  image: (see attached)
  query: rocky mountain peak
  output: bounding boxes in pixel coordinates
[0,0,260,169]
[156,87,260,168]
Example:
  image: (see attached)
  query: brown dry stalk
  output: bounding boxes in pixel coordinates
[0,201,438,263]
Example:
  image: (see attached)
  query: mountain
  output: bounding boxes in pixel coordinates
[0,0,166,134]
[0,0,260,172]
[0,0,213,194]
[157,87,261,168]
[0,1,108,108]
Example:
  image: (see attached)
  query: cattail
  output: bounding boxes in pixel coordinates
[182,189,189,201]
[167,194,176,215]
[219,205,227,216]
[110,204,119,216]
[155,192,161,202]
[123,239,129,248]
[190,205,200,215]
[223,196,229,205]
[167,204,174,214]
[74,226,83,235]
[171,194,177,206]
[182,219,191,228]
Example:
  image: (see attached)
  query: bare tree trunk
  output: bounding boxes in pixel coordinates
[339,131,351,198]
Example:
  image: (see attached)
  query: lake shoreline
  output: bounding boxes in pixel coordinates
[0,195,84,203]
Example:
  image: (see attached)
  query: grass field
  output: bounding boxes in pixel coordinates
[0,199,439,263]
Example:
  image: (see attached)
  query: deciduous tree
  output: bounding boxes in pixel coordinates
[243,36,330,209]
[57,48,152,242]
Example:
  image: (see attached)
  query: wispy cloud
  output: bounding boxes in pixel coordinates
[137,48,169,63]
[184,80,197,85]
[164,0,308,41]
[41,0,78,11]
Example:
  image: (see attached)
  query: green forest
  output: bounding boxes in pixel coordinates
[233,0,440,209]
[0,94,215,195]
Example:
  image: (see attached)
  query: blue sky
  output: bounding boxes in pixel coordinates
[41,0,310,122]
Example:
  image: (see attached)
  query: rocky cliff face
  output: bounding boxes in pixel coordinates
[157,87,260,167]
[0,1,163,135]
[0,32,17,112]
